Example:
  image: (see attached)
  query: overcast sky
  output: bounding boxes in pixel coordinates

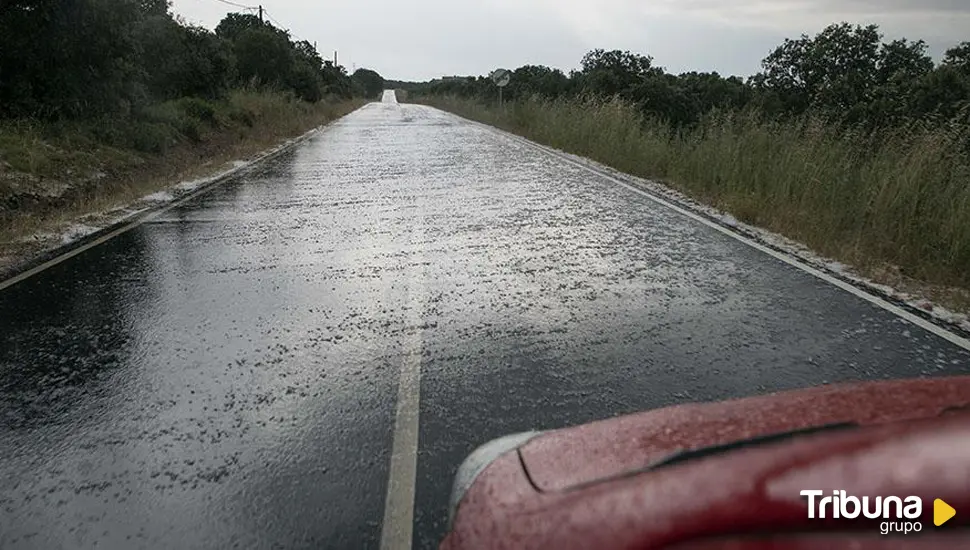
[170,0,969,81]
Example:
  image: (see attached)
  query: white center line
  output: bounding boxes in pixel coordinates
[380,246,426,550]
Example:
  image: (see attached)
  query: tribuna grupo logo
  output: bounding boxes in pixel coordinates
[800,490,923,535]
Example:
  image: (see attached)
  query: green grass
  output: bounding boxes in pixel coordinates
[422,95,970,292]
[0,90,364,245]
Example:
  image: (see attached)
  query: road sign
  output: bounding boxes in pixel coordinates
[490,69,511,88]
[490,69,511,108]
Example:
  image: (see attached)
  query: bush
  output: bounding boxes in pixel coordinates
[227,105,256,127]
[176,97,218,125]
[87,115,179,154]
[289,62,324,103]
[127,122,180,154]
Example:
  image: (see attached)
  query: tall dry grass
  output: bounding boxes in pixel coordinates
[424,95,970,289]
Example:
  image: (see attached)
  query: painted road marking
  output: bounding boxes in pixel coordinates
[380,241,426,550]
[446,110,970,353]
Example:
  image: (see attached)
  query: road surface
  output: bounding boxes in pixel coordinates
[2,90,969,549]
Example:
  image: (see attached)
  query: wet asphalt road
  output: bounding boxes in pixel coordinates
[2,91,970,550]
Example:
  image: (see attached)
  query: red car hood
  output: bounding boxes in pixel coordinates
[443,376,970,549]
[519,377,970,492]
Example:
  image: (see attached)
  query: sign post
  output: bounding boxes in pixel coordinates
[489,69,511,108]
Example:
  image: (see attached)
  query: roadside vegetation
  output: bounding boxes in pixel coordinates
[0,0,383,250]
[406,24,970,308]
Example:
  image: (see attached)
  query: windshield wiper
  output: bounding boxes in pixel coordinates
[520,422,859,494]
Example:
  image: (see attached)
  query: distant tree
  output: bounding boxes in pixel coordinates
[507,65,570,100]
[322,61,353,98]
[751,22,941,126]
[136,16,235,101]
[753,23,885,116]
[138,0,170,16]
[286,40,325,102]
[384,80,426,91]
[215,13,330,101]
[576,49,664,97]
[413,25,968,131]
[351,69,385,98]
[288,60,323,102]
[909,66,970,119]
[678,72,752,112]
[232,27,293,87]
[629,74,698,126]
[293,40,323,70]
[878,39,934,83]
[867,38,935,123]
[943,42,970,74]
[214,12,266,41]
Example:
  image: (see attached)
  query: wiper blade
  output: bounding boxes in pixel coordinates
[519,422,859,494]
[647,422,859,471]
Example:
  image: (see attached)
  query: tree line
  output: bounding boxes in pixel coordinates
[411,23,970,129]
[0,0,386,120]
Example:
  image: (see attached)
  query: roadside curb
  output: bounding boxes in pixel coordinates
[0,110,356,291]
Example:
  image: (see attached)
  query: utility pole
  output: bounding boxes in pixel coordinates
[258,5,263,23]
[334,51,338,65]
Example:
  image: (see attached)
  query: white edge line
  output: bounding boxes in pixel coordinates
[430,107,970,353]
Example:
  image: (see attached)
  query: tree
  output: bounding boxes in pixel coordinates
[943,42,970,75]
[135,16,235,101]
[214,12,266,41]
[753,23,884,115]
[293,40,323,70]
[0,0,144,118]
[751,22,941,125]
[576,49,663,97]
[289,60,323,102]
[867,38,935,123]
[878,39,933,83]
[351,68,385,99]
[321,61,353,98]
[507,65,570,100]
[138,0,170,16]
[629,74,698,126]
[679,72,752,112]
[232,27,293,87]
[910,66,970,119]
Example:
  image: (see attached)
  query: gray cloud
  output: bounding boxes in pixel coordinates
[665,0,970,16]
[170,0,969,81]
[824,0,970,13]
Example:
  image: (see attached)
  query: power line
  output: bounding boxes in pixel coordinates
[262,10,285,31]
[263,9,312,46]
[196,1,334,64]
[207,0,258,10]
